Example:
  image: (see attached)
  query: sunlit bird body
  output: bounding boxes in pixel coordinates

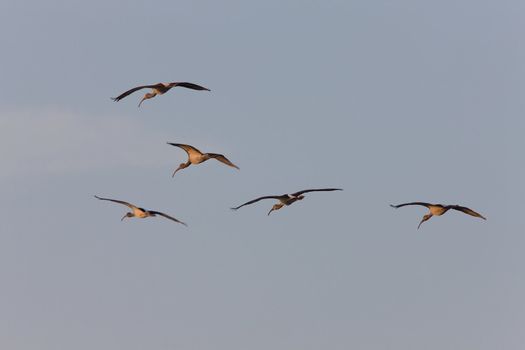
[168,143,239,177]
[231,188,342,215]
[94,195,187,226]
[390,202,486,229]
[112,82,210,107]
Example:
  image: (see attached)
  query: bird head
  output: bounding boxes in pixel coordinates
[417,214,432,229]
[267,203,284,216]
[138,92,156,107]
[172,163,189,177]
[121,212,133,221]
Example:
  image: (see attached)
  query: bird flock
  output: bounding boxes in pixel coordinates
[95,81,486,230]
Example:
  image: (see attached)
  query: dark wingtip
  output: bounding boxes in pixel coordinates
[110,97,118,102]
[390,204,397,208]
[94,195,101,199]
[230,207,238,211]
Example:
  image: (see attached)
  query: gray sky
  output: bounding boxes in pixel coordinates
[1,0,524,349]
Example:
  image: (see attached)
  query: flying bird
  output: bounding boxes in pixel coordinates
[112,82,210,107]
[390,202,486,229]
[231,188,343,215]
[94,195,187,226]
[168,143,239,177]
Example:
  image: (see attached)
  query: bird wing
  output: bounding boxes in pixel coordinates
[207,153,240,169]
[291,188,343,196]
[167,143,204,157]
[149,211,188,226]
[390,202,432,209]
[94,195,139,210]
[448,205,486,220]
[169,82,211,91]
[111,84,160,101]
[231,195,287,210]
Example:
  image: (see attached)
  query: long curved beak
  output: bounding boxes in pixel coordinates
[172,167,181,177]
[417,215,431,229]
[267,208,274,216]
[121,214,128,221]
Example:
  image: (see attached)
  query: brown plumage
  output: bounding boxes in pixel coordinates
[94,195,187,226]
[231,188,343,215]
[112,82,210,107]
[168,143,239,177]
[390,202,486,229]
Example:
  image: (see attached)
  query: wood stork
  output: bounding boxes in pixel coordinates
[167,143,239,177]
[231,188,342,215]
[390,202,486,229]
[112,82,210,107]
[94,195,187,226]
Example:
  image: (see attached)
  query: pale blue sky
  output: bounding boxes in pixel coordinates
[1,0,524,349]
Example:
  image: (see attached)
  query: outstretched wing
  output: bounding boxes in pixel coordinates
[291,188,343,196]
[111,84,160,101]
[94,195,138,210]
[231,195,286,210]
[149,211,188,226]
[167,143,204,157]
[208,153,240,169]
[449,205,486,220]
[390,202,432,209]
[169,82,211,91]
